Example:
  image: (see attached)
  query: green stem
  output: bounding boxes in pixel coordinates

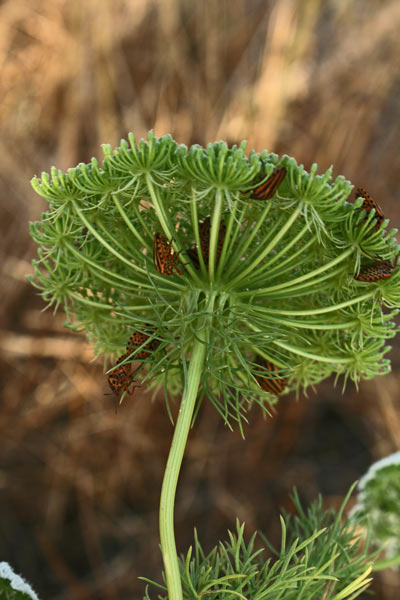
[227,206,302,288]
[146,175,202,285]
[71,201,153,282]
[271,339,350,363]
[244,234,317,286]
[247,313,360,330]
[190,187,208,277]
[249,290,375,316]
[69,291,162,312]
[223,203,272,280]
[209,190,223,282]
[65,242,144,291]
[260,224,311,270]
[159,324,208,600]
[112,194,149,249]
[237,247,354,297]
[145,174,172,236]
[216,196,244,279]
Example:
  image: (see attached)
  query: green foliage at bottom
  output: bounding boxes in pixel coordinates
[0,583,31,600]
[142,488,376,600]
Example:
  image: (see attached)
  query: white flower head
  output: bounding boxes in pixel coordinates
[0,562,39,600]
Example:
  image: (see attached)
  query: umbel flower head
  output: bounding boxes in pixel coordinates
[351,451,400,564]
[29,131,400,428]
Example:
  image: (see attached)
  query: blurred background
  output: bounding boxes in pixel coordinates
[1,0,400,598]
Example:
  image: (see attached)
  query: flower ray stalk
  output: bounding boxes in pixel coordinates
[147,174,202,285]
[272,339,351,363]
[228,206,302,287]
[71,201,149,280]
[208,190,224,282]
[112,195,149,248]
[261,224,313,270]
[64,242,141,290]
[190,193,209,278]
[250,291,375,316]
[215,201,239,278]
[223,204,273,279]
[252,239,316,283]
[239,247,354,297]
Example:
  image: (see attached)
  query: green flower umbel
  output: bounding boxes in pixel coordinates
[29,131,399,421]
[29,132,400,600]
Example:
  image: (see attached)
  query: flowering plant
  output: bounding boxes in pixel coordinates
[351,451,400,569]
[28,132,400,598]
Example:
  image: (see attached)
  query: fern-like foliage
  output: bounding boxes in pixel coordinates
[142,488,376,600]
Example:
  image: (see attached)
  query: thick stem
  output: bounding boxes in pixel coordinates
[159,331,207,600]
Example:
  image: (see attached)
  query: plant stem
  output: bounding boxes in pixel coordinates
[227,206,301,288]
[209,189,223,282]
[238,247,354,297]
[159,328,208,600]
[271,339,350,363]
[248,290,375,316]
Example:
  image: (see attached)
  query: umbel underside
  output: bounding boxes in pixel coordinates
[29,132,400,425]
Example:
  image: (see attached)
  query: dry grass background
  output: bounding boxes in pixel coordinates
[0,0,400,598]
